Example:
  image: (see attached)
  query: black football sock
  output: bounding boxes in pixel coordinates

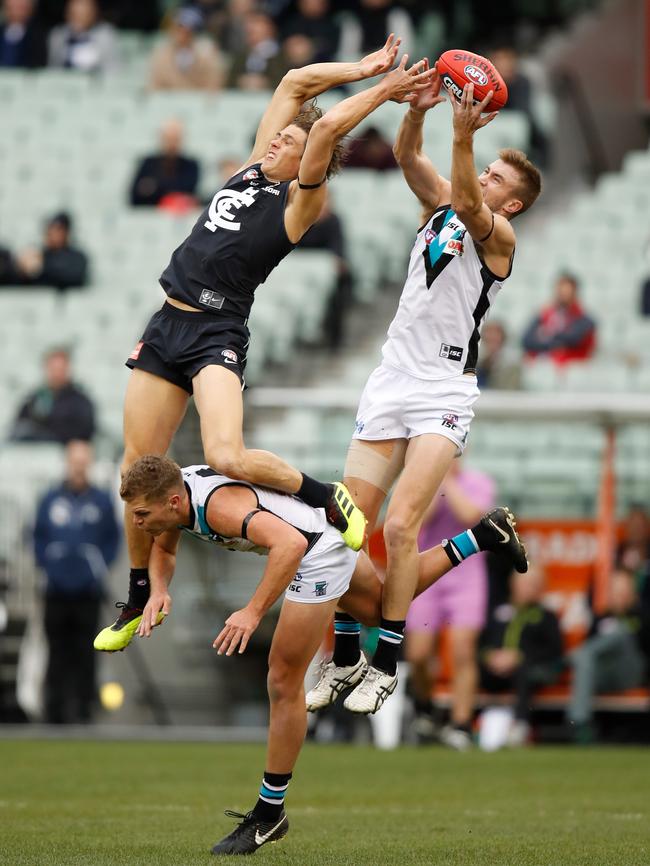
[372,618,405,676]
[252,771,292,822]
[127,568,150,610]
[296,473,331,509]
[332,612,361,667]
[414,696,436,718]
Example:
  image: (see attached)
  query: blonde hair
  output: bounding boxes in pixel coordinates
[498,148,542,216]
[120,455,183,502]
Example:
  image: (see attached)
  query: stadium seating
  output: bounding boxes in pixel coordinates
[248,137,650,516]
[1,65,648,529]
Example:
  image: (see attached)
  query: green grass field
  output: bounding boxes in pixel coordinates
[2,740,650,866]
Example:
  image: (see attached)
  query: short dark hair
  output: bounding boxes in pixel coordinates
[498,148,542,216]
[120,455,183,502]
[48,211,72,231]
[292,99,346,180]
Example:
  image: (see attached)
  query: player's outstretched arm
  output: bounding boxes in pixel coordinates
[209,487,309,656]
[393,59,451,222]
[137,528,180,637]
[450,82,514,276]
[244,35,401,168]
[285,55,437,242]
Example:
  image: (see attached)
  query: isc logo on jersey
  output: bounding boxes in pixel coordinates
[204,187,259,233]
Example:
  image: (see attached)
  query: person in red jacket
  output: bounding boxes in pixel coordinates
[522,273,596,365]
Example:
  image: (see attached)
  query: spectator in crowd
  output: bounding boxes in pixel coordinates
[345,125,397,171]
[100,0,160,32]
[217,155,244,185]
[616,505,650,599]
[48,0,119,74]
[149,7,223,91]
[149,6,223,91]
[405,459,495,750]
[282,0,340,63]
[34,440,120,723]
[0,0,46,68]
[281,31,318,70]
[567,569,649,743]
[490,45,548,167]
[10,347,96,444]
[476,320,522,389]
[641,278,650,317]
[15,212,89,291]
[0,239,18,285]
[640,240,650,316]
[478,565,563,746]
[227,10,286,90]
[522,273,596,365]
[130,119,200,208]
[298,190,353,350]
[338,0,414,61]
[206,0,255,55]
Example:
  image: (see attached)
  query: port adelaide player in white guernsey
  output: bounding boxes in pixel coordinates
[317,62,541,716]
[119,455,527,854]
[94,39,440,653]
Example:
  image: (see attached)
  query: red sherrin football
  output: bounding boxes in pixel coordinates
[436,49,508,112]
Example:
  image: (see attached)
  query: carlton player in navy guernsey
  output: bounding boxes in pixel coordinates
[95,39,439,652]
[320,62,542,718]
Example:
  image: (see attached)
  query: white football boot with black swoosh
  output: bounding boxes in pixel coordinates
[480,507,529,573]
[211,809,289,856]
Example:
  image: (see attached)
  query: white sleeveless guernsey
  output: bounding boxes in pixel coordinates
[381,204,510,380]
[179,466,358,603]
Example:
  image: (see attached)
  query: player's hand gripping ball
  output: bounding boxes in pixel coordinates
[437,49,508,112]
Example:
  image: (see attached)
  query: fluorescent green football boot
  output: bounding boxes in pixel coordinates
[325,482,367,552]
[93,602,165,652]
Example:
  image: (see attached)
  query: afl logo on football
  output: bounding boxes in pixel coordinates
[464,65,488,86]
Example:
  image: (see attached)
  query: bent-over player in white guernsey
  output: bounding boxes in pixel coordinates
[119,455,527,855]
[322,63,541,725]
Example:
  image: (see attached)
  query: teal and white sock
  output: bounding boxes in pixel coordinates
[442,529,480,567]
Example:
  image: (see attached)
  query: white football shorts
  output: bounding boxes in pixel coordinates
[351,362,480,454]
[284,524,359,604]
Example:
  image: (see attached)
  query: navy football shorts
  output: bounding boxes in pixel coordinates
[126,302,249,394]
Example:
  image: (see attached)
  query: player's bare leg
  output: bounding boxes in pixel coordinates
[405,630,439,737]
[266,598,339,770]
[381,434,457,620]
[307,540,454,711]
[344,433,457,713]
[94,370,188,651]
[193,364,366,549]
[305,439,401,706]
[193,365,303,490]
[439,626,479,750]
[212,597,338,856]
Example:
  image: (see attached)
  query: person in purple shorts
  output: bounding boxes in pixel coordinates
[406,459,495,750]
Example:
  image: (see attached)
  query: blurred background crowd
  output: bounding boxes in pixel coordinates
[0,0,649,749]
